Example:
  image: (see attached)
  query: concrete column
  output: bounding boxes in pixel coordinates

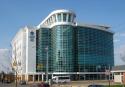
[84,74,85,80]
[61,13,63,22]
[66,13,68,22]
[25,74,28,82]
[21,75,22,81]
[27,75,29,82]
[52,74,53,79]
[33,75,35,82]
[42,74,44,81]
[55,14,58,22]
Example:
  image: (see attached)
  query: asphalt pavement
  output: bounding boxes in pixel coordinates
[0,80,116,87]
[0,82,29,87]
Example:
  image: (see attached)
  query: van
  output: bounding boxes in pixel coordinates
[52,76,70,83]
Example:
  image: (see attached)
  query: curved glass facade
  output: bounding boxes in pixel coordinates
[36,9,114,80]
[76,26,114,72]
[36,28,52,72]
[36,25,114,80]
[51,25,75,72]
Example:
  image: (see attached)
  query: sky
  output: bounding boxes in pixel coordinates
[0,49,11,73]
[0,0,125,65]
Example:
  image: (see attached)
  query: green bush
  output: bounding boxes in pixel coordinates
[105,85,125,87]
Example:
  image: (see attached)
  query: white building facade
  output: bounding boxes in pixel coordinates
[11,26,37,81]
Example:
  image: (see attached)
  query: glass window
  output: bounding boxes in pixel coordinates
[57,13,61,22]
[63,13,67,22]
[115,72,120,75]
[68,14,71,22]
[59,77,70,79]
[72,15,74,22]
[30,31,34,35]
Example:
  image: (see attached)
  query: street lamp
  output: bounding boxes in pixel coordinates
[108,65,111,87]
[45,46,48,82]
[105,65,111,87]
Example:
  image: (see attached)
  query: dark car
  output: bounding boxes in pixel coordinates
[88,85,105,87]
[38,82,50,87]
[3,80,11,84]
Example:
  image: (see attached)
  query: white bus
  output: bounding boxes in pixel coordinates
[52,76,70,83]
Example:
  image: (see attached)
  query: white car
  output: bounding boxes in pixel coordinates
[52,76,70,83]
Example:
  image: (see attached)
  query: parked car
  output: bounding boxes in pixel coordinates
[3,80,11,84]
[88,85,105,87]
[38,82,50,87]
[52,76,70,83]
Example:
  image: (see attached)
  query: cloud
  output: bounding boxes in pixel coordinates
[114,45,125,65]
[114,32,125,37]
[120,33,125,37]
[0,49,11,73]
[118,45,125,62]
[114,39,120,43]
[114,32,125,44]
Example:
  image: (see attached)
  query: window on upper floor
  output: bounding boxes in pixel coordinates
[63,13,67,22]
[68,14,71,22]
[57,13,61,22]
[30,31,34,35]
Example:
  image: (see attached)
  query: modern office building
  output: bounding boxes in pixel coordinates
[11,9,114,82]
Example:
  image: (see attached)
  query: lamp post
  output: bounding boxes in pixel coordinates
[45,46,48,83]
[108,65,111,87]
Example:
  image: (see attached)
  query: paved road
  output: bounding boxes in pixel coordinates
[0,80,116,87]
[0,82,30,87]
[52,80,115,87]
